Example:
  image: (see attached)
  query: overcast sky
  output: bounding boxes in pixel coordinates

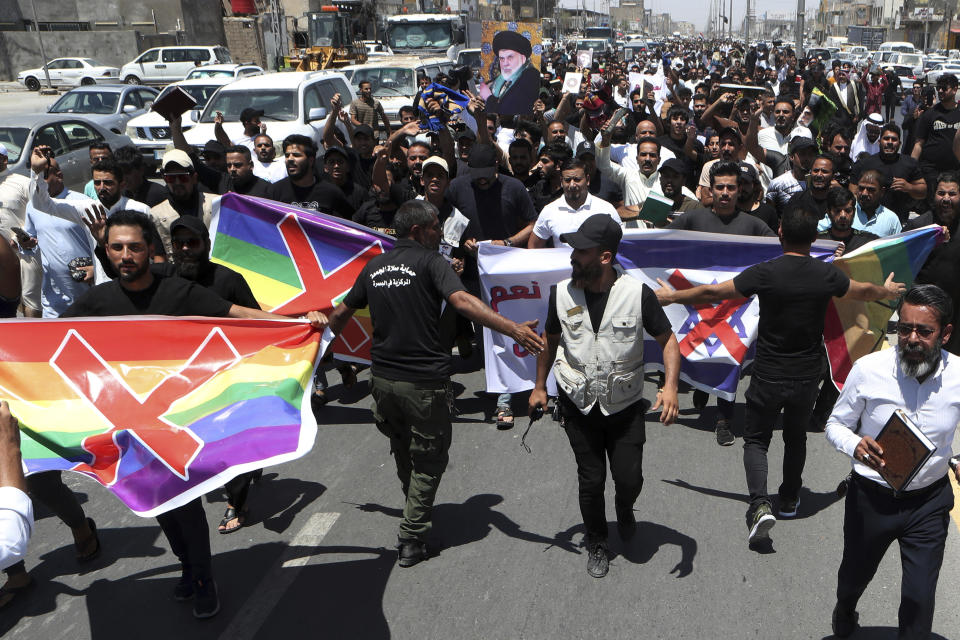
[638,0,806,32]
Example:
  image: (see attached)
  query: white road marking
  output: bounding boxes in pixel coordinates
[218,511,340,640]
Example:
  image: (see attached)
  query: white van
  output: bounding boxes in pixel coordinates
[120,46,232,85]
[879,41,916,54]
[341,57,453,127]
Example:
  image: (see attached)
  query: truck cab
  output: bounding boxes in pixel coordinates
[386,13,466,59]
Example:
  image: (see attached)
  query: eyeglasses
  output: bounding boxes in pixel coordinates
[92,179,116,186]
[163,172,193,184]
[895,323,937,338]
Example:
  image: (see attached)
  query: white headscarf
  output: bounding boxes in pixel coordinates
[850,113,884,161]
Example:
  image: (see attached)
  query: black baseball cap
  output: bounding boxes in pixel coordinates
[788,135,816,154]
[455,128,477,141]
[170,215,209,240]
[240,108,265,122]
[738,161,759,184]
[560,214,623,251]
[353,124,374,138]
[660,157,688,176]
[467,143,498,168]
[575,141,596,158]
[323,145,349,161]
[203,140,225,156]
[717,126,742,143]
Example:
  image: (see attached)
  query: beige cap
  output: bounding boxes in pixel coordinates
[421,156,449,174]
[161,149,194,171]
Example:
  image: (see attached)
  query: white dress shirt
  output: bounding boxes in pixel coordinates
[826,348,960,491]
[253,159,287,183]
[0,170,30,238]
[597,145,660,206]
[757,125,813,155]
[533,193,621,247]
[0,486,33,571]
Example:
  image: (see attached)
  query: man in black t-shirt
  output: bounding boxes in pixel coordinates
[218,146,271,198]
[911,74,960,201]
[265,135,352,218]
[528,214,680,579]
[786,154,836,222]
[319,200,544,568]
[851,124,926,221]
[669,161,774,446]
[656,204,904,549]
[60,209,325,618]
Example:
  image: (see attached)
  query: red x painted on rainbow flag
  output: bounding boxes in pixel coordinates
[668,270,750,363]
[272,213,379,353]
[51,329,239,485]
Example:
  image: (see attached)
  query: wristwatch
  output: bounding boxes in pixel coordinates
[503,238,514,247]
[949,455,960,474]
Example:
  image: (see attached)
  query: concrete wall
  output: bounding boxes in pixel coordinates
[0,30,142,81]
[14,0,185,33]
[179,0,228,45]
[223,17,267,67]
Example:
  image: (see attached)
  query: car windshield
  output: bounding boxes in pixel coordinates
[457,51,482,70]
[387,22,452,49]
[201,89,297,122]
[351,67,416,97]
[577,39,608,51]
[187,69,235,79]
[50,91,119,115]
[0,127,28,163]
[156,83,223,108]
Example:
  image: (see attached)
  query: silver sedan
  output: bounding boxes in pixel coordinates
[47,85,159,134]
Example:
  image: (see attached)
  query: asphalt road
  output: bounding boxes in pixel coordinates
[3,348,959,640]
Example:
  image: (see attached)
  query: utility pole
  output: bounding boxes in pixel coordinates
[728,0,733,38]
[29,0,54,93]
[795,0,805,58]
[745,0,751,42]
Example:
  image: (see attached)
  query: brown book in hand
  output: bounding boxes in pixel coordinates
[875,409,936,492]
[150,86,198,121]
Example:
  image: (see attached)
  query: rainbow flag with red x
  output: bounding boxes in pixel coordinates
[209,194,394,364]
[0,317,323,516]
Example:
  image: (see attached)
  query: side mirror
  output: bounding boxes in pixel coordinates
[308,106,328,121]
[189,108,200,122]
[123,104,137,113]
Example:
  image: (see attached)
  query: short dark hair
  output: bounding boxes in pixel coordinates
[358,79,372,88]
[224,145,252,160]
[667,105,690,122]
[105,209,155,245]
[812,153,836,170]
[560,158,588,174]
[394,199,437,238]
[826,185,855,211]
[774,97,795,111]
[629,88,644,101]
[936,73,959,89]
[899,284,954,328]
[540,140,573,165]
[398,105,417,119]
[282,134,316,157]
[858,168,891,190]
[880,123,901,139]
[508,138,533,155]
[113,145,144,171]
[408,140,432,155]
[636,136,661,154]
[89,141,111,154]
[514,120,542,147]
[676,87,692,100]
[780,203,819,244]
[91,158,123,182]
[708,160,741,186]
[936,170,960,189]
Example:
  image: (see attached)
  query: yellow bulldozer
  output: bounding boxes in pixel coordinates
[287,3,368,71]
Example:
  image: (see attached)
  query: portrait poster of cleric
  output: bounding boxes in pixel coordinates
[478,21,543,116]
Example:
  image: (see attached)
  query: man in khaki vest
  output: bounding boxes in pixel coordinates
[528,214,681,578]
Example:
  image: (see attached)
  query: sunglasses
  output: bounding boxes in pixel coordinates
[92,179,116,186]
[895,323,937,338]
[163,172,193,184]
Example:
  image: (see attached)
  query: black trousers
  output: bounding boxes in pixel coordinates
[559,392,646,541]
[837,474,953,639]
[742,374,821,510]
[156,498,213,581]
[4,471,87,577]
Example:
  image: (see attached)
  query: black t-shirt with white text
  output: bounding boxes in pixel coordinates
[61,272,233,318]
[266,177,353,219]
[915,102,960,172]
[732,255,850,379]
[343,238,466,381]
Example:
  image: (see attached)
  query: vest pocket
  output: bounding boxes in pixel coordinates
[610,315,638,342]
[554,359,587,407]
[608,368,642,405]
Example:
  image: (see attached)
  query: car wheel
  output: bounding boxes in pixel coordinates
[81,77,96,86]
[124,75,141,85]
[25,76,40,91]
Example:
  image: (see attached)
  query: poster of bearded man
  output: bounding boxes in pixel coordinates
[478,21,542,116]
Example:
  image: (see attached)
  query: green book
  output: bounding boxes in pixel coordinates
[638,192,674,226]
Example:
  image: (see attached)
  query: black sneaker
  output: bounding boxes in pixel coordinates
[615,503,637,541]
[397,539,427,568]
[715,418,735,446]
[778,496,800,518]
[173,567,193,601]
[747,503,776,545]
[831,603,859,638]
[192,578,220,619]
[586,540,609,578]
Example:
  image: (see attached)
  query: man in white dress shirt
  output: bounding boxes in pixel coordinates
[528,158,621,248]
[826,284,960,638]
[0,401,31,572]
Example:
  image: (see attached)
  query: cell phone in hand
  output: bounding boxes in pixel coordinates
[11,227,31,245]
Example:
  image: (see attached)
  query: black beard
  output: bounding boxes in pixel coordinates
[175,256,206,281]
[571,261,601,288]
[898,339,942,379]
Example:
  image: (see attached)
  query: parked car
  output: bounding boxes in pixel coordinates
[17,58,120,91]
[120,46,232,85]
[362,41,393,56]
[183,63,264,81]
[183,71,357,150]
[0,115,133,191]
[924,62,960,85]
[125,77,236,169]
[341,57,453,127]
[887,63,918,92]
[455,48,482,70]
[46,84,159,134]
[892,52,925,76]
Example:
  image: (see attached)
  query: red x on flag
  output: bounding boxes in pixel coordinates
[668,270,750,363]
[51,328,239,485]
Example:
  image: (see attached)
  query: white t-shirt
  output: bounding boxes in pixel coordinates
[533,193,621,247]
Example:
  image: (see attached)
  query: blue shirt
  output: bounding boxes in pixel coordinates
[817,202,902,238]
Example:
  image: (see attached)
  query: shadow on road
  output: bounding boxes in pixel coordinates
[205,473,327,535]
[554,520,698,577]
[661,479,843,519]
[819,629,951,640]
[349,493,579,556]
